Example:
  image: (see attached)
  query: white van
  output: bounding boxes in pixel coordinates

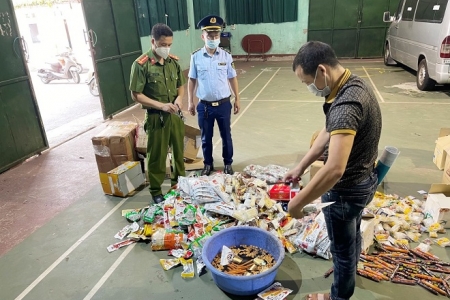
[383,0,450,90]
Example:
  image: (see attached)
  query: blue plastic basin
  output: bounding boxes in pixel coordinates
[201,226,285,296]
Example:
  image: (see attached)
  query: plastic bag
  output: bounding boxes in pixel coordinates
[134,115,147,154]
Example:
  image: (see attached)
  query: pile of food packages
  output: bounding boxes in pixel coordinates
[106,164,450,295]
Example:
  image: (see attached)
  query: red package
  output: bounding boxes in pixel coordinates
[269,184,298,201]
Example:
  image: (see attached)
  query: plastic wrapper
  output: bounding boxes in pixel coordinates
[180,258,195,278]
[203,202,235,217]
[107,238,136,253]
[124,209,142,222]
[178,204,197,226]
[143,206,162,223]
[209,173,231,202]
[163,205,177,229]
[151,229,187,251]
[374,223,385,234]
[293,213,329,257]
[396,239,409,248]
[243,164,289,184]
[114,222,139,239]
[257,282,293,300]
[196,257,206,276]
[435,237,450,247]
[188,232,212,253]
[92,144,111,157]
[232,207,258,223]
[160,258,180,270]
[406,231,421,242]
[392,231,408,240]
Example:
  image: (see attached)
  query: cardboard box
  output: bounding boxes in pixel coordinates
[99,161,145,197]
[360,217,378,252]
[136,123,201,161]
[310,130,321,148]
[443,151,450,184]
[424,184,450,228]
[92,122,137,173]
[310,160,324,180]
[433,128,450,170]
[184,124,202,160]
[184,158,203,171]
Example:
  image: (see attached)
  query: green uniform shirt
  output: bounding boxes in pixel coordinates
[129,50,186,109]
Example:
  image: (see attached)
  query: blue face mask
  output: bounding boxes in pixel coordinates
[206,39,221,49]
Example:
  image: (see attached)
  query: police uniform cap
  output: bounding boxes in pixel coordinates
[197,15,224,32]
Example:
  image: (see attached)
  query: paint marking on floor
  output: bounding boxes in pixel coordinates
[83,243,137,300]
[14,197,129,300]
[213,68,281,150]
[362,66,385,103]
[237,68,266,95]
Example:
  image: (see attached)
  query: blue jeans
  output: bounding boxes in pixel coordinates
[321,171,378,300]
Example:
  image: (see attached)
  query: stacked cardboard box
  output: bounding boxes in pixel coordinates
[182,124,203,171]
[99,161,145,197]
[425,184,450,228]
[433,128,450,170]
[91,121,137,173]
[443,148,450,184]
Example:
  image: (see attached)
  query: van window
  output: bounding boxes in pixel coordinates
[395,0,405,20]
[402,0,419,20]
[415,0,448,23]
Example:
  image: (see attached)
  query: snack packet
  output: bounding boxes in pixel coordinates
[160,258,180,270]
[107,238,136,253]
[257,282,293,300]
[180,258,195,278]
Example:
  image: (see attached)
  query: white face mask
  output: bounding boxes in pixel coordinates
[307,68,331,97]
[155,46,170,59]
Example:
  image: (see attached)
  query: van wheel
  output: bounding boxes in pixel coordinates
[384,44,397,66]
[417,59,435,91]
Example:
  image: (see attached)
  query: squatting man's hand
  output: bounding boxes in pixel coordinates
[282,166,303,184]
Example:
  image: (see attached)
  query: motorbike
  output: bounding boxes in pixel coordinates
[37,50,81,84]
[86,71,99,96]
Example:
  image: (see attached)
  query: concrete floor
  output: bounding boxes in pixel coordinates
[0,60,449,300]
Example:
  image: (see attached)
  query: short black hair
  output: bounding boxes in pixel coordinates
[151,23,173,41]
[292,41,340,76]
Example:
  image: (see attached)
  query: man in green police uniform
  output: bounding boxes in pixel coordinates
[129,23,186,204]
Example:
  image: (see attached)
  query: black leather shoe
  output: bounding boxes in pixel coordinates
[224,165,234,175]
[201,164,214,176]
[152,194,164,204]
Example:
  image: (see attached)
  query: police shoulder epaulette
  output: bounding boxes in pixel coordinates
[220,47,231,54]
[192,48,202,54]
[168,53,179,61]
[136,54,149,65]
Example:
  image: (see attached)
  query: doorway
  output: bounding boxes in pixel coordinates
[13,1,102,147]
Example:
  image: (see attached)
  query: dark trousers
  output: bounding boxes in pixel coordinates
[321,171,378,300]
[196,101,233,166]
[145,112,185,196]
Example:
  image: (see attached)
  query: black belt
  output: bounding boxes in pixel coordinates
[147,109,169,115]
[200,97,230,107]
